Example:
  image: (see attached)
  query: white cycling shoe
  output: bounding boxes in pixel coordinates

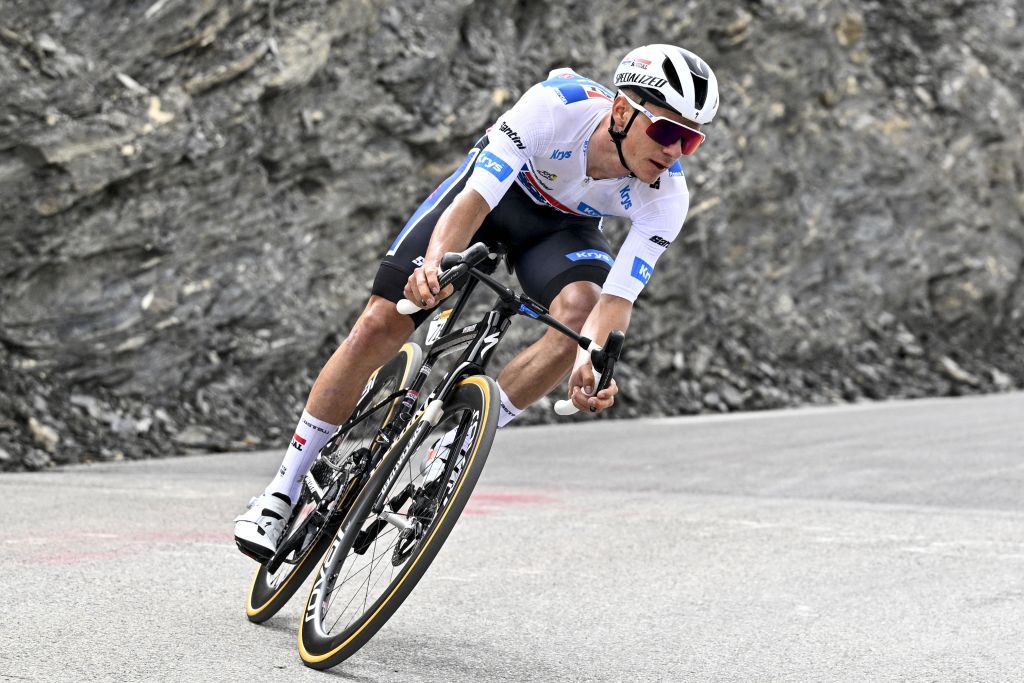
[233,492,292,563]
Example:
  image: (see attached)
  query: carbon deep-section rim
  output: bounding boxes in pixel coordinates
[298,375,499,669]
[244,342,423,623]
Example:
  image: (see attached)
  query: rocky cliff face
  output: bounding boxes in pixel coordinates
[1,0,1022,470]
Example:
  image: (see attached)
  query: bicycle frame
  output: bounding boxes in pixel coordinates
[365,248,606,515]
[271,245,622,571]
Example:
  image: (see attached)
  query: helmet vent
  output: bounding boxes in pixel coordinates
[691,74,708,111]
[680,52,710,111]
[681,52,710,79]
[661,57,683,98]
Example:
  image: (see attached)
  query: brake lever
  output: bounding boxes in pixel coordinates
[397,244,488,315]
[396,263,467,315]
[553,330,626,416]
[592,330,624,394]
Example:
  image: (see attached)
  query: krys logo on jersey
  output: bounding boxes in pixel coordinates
[631,257,654,285]
[618,185,632,210]
[565,250,614,266]
[475,151,512,181]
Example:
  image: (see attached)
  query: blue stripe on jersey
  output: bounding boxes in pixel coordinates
[668,160,684,177]
[517,170,548,205]
[540,73,614,105]
[387,148,478,255]
[554,85,587,104]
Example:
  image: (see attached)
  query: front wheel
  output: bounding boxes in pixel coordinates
[298,375,499,669]
[244,342,423,624]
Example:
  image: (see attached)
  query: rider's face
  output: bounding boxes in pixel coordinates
[614,95,702,183]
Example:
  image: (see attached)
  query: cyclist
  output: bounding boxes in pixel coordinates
[234,44,720,560]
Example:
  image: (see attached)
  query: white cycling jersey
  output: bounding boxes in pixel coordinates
[464,68,691,303]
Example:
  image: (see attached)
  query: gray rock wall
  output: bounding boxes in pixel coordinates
[1,0,1021,470]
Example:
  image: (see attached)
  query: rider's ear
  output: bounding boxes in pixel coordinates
[613,97,628,128]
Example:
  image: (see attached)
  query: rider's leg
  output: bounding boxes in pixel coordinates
[234,296,413,560]
[261,295,414,500]
[496,280,602,412]
[236,139,485,561]
[306,296,416,424]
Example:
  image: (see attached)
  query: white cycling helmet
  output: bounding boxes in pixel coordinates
[613,44,719,124]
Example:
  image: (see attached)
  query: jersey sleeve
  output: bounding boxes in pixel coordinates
[601,193,689,302]
[464,85,556,209]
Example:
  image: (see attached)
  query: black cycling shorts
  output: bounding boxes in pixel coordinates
[372,136,613,327]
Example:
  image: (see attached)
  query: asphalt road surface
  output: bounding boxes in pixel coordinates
[2,393,1022,681]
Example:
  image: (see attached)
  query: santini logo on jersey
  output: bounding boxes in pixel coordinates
[476,151,512,181]
[614,73,668,89]
[649,235,671,248]
[499,121,525,150]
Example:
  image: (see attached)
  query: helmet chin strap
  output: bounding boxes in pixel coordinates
[608,96,644,177]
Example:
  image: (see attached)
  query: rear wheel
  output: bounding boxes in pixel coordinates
[298,375,499,669]
[245,342,423,623]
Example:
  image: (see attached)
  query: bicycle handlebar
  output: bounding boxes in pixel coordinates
[396,244,492,315]
[440,242,489,271]
[396,243,626,417]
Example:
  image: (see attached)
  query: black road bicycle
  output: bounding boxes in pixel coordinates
[241,242,625,669]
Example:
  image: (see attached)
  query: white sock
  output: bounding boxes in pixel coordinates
[496,383,525,428]
[265,409,340,502]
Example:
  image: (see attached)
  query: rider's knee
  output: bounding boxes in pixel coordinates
[549,281,601,332]
[344,297,410,355]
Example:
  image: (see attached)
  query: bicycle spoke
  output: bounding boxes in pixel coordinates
[317,453,433,637]
[325,540,396,632]
[322,526,399,611]
[326,529,400,633]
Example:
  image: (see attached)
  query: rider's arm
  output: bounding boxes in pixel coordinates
[600,193,687,302]
[408,189,491,307]
[568,293,632,413]
[407,85,555,309]
[567,188,689,412]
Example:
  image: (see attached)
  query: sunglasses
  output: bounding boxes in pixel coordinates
[620,91,705,156]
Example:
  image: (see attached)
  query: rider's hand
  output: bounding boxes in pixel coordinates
[567,362,617,414]
[404,263,455,309]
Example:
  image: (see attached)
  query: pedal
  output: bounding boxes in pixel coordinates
[235,539,274,564]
